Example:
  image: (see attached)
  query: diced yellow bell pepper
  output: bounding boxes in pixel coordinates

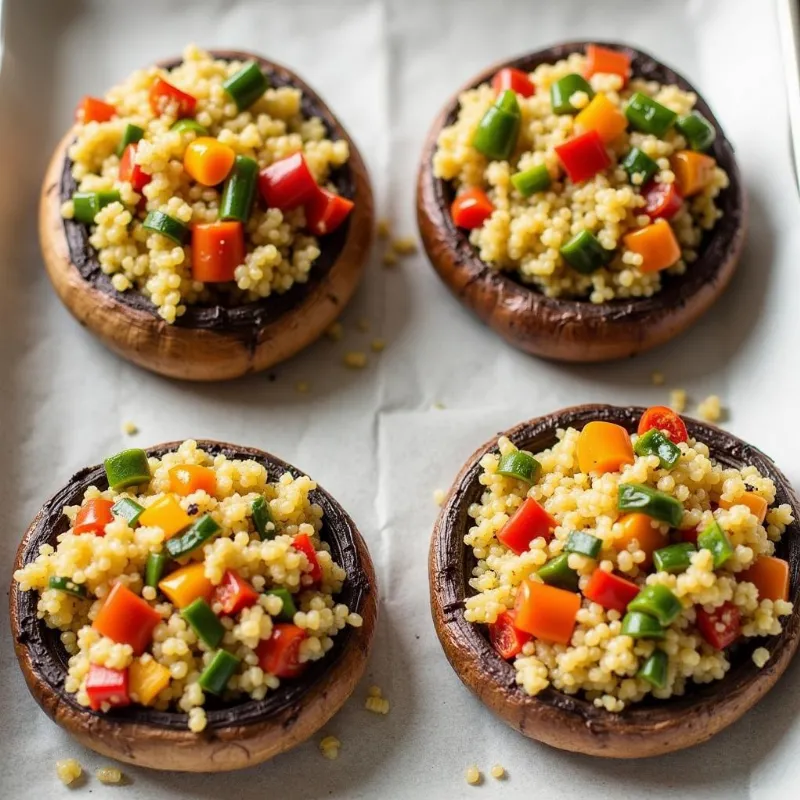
[158,562,212,609]
[129,657,171,706]
[139,495,192,539]
[575,92,628,143]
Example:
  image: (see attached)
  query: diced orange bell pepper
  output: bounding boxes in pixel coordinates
[584,44,631,85]
[191,221,245,283]
[129,657,171,705]
[513,579,580,645]
[740,556,790,602]
[73,498,115,536]
[158,562,212,608]
[614,513,668,567]
[76,96,116,123]
[623,219,681,273]
[169,465,217,497]
[93,583,161,655]
[719,491,768,524]
[183,137,236,186]
[670,150,716,197]
[577,421,635,475]
[575,93,628,143]
[138,495,192,539]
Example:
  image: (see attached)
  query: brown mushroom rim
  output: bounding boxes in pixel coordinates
[433,405,800,727]
[12,441,373,731]
[423,41,746,323]
[59,51,356,334]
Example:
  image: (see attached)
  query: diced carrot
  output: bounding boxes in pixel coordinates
[76,96,116,124]
[158,563,213,608]
[584,44,631,84]
[670,150,716,197]
[719,491,768,524]
[577,421,635,475]
[138,495,192,539]
[574,93,628,143]
[169,464,217,497]
[93,583,161,655]
[191,221,245,283]
[183,137,236,186]
[514,579,580,645]
[623,219,681,273]
[740,556,790,602]
[614,513,668,567]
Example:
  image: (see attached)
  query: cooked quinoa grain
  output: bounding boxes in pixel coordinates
[56,759,83,786]
[343,351,367,369]
[697,394,723,423]
[465,766,482,785]
[752,647,770,668]
[96,767,124,785]
[319,735,341,760]
[670,388,687,413]
[490,764,506,780]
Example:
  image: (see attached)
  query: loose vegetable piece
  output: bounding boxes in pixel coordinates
[111,497,145,527]
[116,123,144,157]
[118,143,151,192]
[472,90,521,160]
[492,67,535,98]
[198,649,241,695]
[149,77,197,118]
[622,219,681,273]
[584,44,631,84]
[513,579,580,645]
[577,421,634,475]
[305,188,355,236]
[168,464,217,497]
[696,520,733,568]
[143,210,190,245]
[621,610,666,639]
[637,650,668,688]
[628,584,683,626]
[653,542,696,574]
[621,147,658,185]
[719,491,768,524]
[138,495,192,538]
[165,514,221,558]
[670,150,716,196]
[554,130,611,183]
[450,188,494,229]
[158,562,212,608]
[213,570,259,615]
[618,484,684,527]
[565,530,602,559]
[488,610,531,660]
[220,155,259,222]
[183,137,236,186]
[76,96,116,123]
[510,164,551,196]
[72,191,121,224]
[638,406,688,444]
[258,152,319,211]
[624,92,677,136]
[171,118,209,136]
[642,182,683,221]
[251,496,275,540]
[550,73,595,114]
[256,623,307,678]
[496,451,541,484]
[583,569,640,613]
[574,93,628,143]
[191,221,245,283]
[93,583,160,654]
[537,554,579,591]
[223,61,270,110]
[129,658,170,706]
[182,598,225,648]
[48,576,88,598]
[614,513,668,567]
[144,552,168,588]
[559,229,612,274]
[497,497,557,554]
[675,111,716,151]
[740,556,790,602]
[264,587,298,621]
[85,664,130,711]
[293,533,323,583]
[73,498,115,536]
[634,428,681,469]
[104,448,151,490]
[696,601,740,649]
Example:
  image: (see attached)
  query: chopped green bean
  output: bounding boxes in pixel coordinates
[220,155,258,222]
[48,576,88,598]
[550,74,595,115]
[510,164,551,196]
[560,229,613,274]
[72,191,121,224]
[496,451,541,484]
[653,542,695,574]
[628,584,683,626]
[264,588,298,622]
[621,611,666,639]
[624,92,677,136]
[145,552,168,588]
[165,514,221,558]
[117,123,144,157]
[111,497,145,527]
[252,496,275,540]
[171,119,209,136]
[565,530,602,559]
[142,210,189,245]
[181,598,225,648]
[223,61,270,111]
[104,449,151,490]
[621,147,659,184]
[675,112,716,151]
[198,650,240,695]
[637,650,668,688]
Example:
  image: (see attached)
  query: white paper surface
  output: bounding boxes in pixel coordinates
[1,0,799,797]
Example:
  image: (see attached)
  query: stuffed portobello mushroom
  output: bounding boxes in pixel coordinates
[430,405,800,758]
[417,42,746,362]
[41,46,374,381]
[10,440,377,772]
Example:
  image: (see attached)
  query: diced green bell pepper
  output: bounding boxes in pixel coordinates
[145,552,168,588]
[624,92,677,136]
[617,483,683,527]
[565,530,602,559]
[473,90,521,161]
[223,61,270,111]
[675,111,716,151]
[536,554,579,591]
[117,123,144,157]
[198,649,240,695]
[104,449,151,490]
[621,147,659,184]
[510,164,551,196]
[252,496,275,540]
[697,520,734,569]
[111,497,145,527]
[550,73,595,114]
[264,587,298,622]
[72,191,121,224]
[165,514,221,558]
[634,428,681,469]
[496,451,541,484]
[48,576,88,598]
[182,598,225,648]
[560,229,613,274]
[637,649,668,688]
[628,584,682,626]
[171,118,209,136]
[621,610,666,639]
[653,542,695,574]
[142,210,190,245]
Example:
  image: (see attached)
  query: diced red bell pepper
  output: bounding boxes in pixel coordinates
[583,569,640,613]
[305,187,354,236]
[681,526,701,546]
[451,187,494,230]
[255,623,307,678]
[497,497,557,555]
[492,67,535,98]
[292,533,322,584]
[119,143,152,193]
[637,406,688,444]
[488,610,531,660]
[149,77,197,118]
[554,130,611,184]
[584,44,631,85]
[92,583,161,655]
[76,96,117,124]
[696,601,741,650]
[258,152,319,211]
[642,181,683,220]
[213,569,259,616]
[73,498,115,536]
[85,664,130,711]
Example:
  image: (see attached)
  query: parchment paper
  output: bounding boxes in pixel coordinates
[1,0,799,797]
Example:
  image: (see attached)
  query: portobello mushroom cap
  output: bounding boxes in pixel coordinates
[10,441,377,772]
[416,42,747,363]
[41,51,374,381]
[430,405,800,758]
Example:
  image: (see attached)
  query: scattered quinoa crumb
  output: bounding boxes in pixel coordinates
[465,765,482,785]
[651,371,665,386]
[434,489,446,506]
[295,380,310,394]
[325,321,344,341]
[752,647,770,668]
[122,420,139,436]
[365,685,390,714]
[697,394,723,423]
[382,249,398,267]
[56,759,82,786]
[96,767,124,785]
[670,388,687,413]
[391,236,418,255]
[370,338,386,353]
[376,218,392,239]
[490,764,506,780]
[356,317,370,332]
[343,351,368,369]
[319,735,341,760]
